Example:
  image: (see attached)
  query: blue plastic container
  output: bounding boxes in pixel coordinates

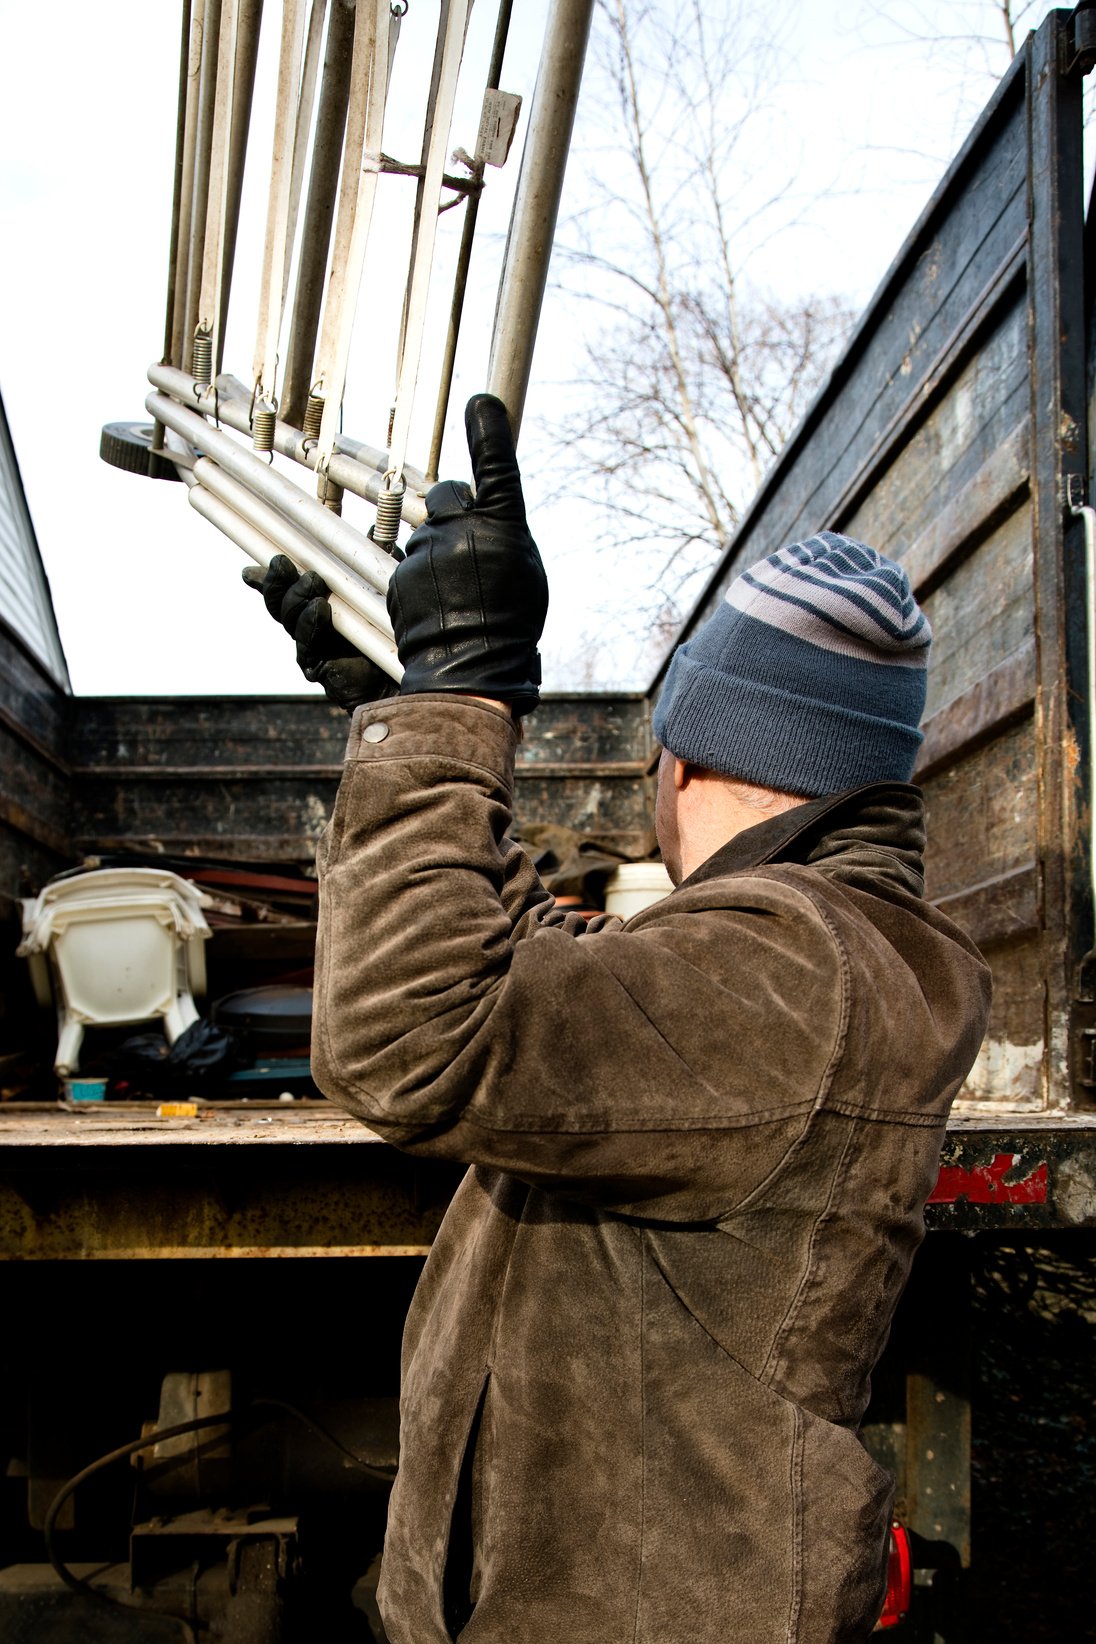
[64,1078,108,1102]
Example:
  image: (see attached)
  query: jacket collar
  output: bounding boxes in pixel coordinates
[681,783,927,900]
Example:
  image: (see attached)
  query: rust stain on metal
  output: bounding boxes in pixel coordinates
[0,1150,459,1259]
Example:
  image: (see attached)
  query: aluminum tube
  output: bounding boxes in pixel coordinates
[385,0,470,481]
[282,0,356,425]
[162,0,194,371]
[486,0,594,437]
[253,0,307,392]
[216,0,265,375]
[198,0,240,346]
[427,0,515,479]
[188,483,401,677]
[171,0,206,368]
[148,363,429,521]
[193,455,395,640]
[184,0,223,364]
[284,0,329,314]
[396,0,453,378]
[312,0,391,468]
[147,388,397,593]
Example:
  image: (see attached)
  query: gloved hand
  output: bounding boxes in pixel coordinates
[242,555,397,714]
[386,393,549,714]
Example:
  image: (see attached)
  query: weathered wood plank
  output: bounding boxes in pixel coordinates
[955,930,1047,1110]
[72,694,654,773]
[920,499,1033,720]
[933,860,1040,947]
[0,625,69,759]
[71,774,339,863]
[901,419,1029,598]
[922,718,1037,903]
[73,695,351,771]
[68,694,658,864]
[1026,19,1090,1106]
[514,773,654,848]
[517,695,653,767]
[916,639,1035,780]
[831,236,1026,541]
[846,302,1029,572]
[0,626,72,902]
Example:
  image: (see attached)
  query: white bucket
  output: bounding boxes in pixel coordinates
[604,863,674,920]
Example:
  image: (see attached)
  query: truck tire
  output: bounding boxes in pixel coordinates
[99,421,184,482]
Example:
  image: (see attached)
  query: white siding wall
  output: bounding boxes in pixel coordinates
[0,394,69,689]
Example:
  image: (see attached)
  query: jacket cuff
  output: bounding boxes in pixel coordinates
[345,693,519,776]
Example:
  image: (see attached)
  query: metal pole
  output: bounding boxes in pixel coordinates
[162,0,194,370]
[427,0,514,479]
[395,0,453,384]
[282,0,356,426]
[283,0,329,317]
[171,0,206,369]
[311,0,393,476]
[184,0,223,368]
[153,0,195,459]
[197,0,240,370]
[253,0,308,398]
[216,0,265,375]
[486,0,594,437]
[385,0,471,482]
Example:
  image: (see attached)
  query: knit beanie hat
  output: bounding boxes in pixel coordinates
[652,532,931,796]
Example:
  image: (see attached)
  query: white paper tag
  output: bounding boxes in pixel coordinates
[476,90,523,168]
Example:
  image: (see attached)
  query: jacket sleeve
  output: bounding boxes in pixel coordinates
[312,695,843,1218]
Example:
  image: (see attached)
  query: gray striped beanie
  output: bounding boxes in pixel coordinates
[652,532,931,796]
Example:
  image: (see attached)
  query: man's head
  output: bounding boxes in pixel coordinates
[653,532,931,881]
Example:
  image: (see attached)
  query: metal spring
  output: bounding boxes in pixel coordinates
[302,393,325,442]
[252,401,277,454]
[373,480,405,549]
[191,329,213,386]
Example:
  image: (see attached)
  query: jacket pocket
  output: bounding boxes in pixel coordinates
[789,1404,893,1643]
[377,1365,491,1644]
[443,1369,491,1640]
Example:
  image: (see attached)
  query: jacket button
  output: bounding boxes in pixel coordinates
[361,721,389,743]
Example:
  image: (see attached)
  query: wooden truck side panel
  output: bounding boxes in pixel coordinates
[651,11,1093,1119]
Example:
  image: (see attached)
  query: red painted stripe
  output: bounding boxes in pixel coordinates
[927,1152,1048,1205]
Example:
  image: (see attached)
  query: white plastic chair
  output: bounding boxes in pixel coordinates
[18,868,213,1075]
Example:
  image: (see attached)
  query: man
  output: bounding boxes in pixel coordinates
[248,395,991,1643]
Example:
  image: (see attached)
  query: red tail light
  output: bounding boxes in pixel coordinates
[874,1523,912,1630]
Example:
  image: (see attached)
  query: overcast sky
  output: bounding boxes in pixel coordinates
[0,0,1070,696]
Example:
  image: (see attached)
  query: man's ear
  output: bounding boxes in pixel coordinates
[673,757,691,792]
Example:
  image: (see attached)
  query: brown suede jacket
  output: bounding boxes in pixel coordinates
[313,696,992,1644]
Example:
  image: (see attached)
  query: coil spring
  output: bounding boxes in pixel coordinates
[373,479,405,549]
[191,329,213,386]
[302,393,325,443]
[252,401,277,454]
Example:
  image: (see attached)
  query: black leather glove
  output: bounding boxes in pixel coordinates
[386,393,549,714]
[242,555,397,714]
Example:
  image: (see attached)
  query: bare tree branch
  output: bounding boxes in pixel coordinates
[547,0,855,631]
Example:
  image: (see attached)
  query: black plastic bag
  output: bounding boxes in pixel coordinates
[110,1019,251,1096]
